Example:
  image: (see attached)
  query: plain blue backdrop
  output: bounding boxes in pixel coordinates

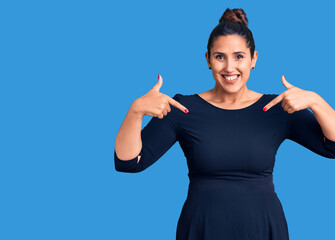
[1,0,335,239]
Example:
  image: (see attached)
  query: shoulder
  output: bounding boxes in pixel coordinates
[167,93,190,116]
[172,93,191,99]
[261,93,289,118]
[171,93,194,104]
[265,93,279,99]
[263,93,313,121]
[263,93,282,103]
[169,93,194,119]
[263,93,281,106]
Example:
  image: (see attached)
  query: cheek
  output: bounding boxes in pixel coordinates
[240,65,251,75]
[212,65,222,71]
[241,71,250,79]
[240,62,251,69]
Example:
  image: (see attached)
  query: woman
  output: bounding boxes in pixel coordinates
[114,8,335,240]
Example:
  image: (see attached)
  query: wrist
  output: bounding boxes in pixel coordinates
[309,91,322,111]
[130,99,144,118]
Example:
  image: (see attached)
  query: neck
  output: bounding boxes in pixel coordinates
[210,85,251,104]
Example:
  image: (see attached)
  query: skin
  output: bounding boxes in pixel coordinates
[115,74,188,163]
[202,34,261,109]
[264,75,335,141]
[115,34,335,164]
[202,34,335,141]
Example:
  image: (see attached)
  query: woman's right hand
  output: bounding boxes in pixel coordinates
[131,75,189,119]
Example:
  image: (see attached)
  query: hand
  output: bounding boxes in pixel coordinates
[263,75,317,114]
[132,75,189,118]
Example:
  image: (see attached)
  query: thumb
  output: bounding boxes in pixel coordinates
[281,75,294,89]
[152,74,163,92]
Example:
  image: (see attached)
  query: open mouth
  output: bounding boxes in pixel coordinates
[221,74,240,84]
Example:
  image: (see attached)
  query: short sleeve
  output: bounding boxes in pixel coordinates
[114,94,183,172]
[286,108,335,158]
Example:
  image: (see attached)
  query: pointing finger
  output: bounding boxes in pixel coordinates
[263,94,283,112]
[168,97,189,113]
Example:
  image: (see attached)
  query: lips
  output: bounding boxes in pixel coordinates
[221,74,240,84]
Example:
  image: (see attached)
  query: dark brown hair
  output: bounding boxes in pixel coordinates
[207,8,255,61]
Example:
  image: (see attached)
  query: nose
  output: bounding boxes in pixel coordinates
[224,58,235,73]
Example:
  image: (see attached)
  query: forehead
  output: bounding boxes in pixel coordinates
[212,35,248,54]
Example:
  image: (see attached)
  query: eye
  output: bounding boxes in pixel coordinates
[215,55,244,60]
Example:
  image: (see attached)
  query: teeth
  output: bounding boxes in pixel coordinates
[223,75,238,80]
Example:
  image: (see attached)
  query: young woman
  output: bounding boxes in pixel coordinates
[114,8,335,239]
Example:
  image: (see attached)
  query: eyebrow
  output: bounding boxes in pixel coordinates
[213,51,246,55]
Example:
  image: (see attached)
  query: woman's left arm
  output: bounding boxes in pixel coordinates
[263,75,335,142]
[309,92,335,141]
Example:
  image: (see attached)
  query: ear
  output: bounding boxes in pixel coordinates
[205,52,211,68]
[251,50,258,68]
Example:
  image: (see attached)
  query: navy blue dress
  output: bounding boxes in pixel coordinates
[114,93,335,240]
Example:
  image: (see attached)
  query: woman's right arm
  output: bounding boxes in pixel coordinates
[114,100,144,164]
[114,75,189,173]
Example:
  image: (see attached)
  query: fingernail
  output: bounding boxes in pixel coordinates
[263,107,267,112]
[158,74,160,79]
[184,108,189,113]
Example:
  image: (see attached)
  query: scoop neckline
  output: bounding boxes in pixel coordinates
[193,93,266,111]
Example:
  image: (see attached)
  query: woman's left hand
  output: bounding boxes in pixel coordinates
[263,75,318,114]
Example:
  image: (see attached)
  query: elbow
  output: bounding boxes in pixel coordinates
[324,137,335,158]
[114,150,144,173]
[318,149,335,159]
[324,151,335,159]
[314,150,335,159]
[114,160,143,173]
[115,166,143,173]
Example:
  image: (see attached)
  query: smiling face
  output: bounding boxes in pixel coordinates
[205,34,258,94]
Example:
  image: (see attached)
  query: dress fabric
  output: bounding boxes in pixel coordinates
[114,93,335,240]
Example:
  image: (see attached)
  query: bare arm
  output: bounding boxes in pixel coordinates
[310,92,335,141]
[114,100,143,164]
[114,75,188,168]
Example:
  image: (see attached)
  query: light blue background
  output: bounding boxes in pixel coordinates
[1,0,334,239]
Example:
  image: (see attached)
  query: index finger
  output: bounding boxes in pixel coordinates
[263,94,283,111]
[168,97,189,113]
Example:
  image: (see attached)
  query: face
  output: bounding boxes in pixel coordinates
[205,34,258,94]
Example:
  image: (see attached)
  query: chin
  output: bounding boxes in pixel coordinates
[221,83,246,93]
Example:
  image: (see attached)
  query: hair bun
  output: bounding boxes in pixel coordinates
[219,8,248,28]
